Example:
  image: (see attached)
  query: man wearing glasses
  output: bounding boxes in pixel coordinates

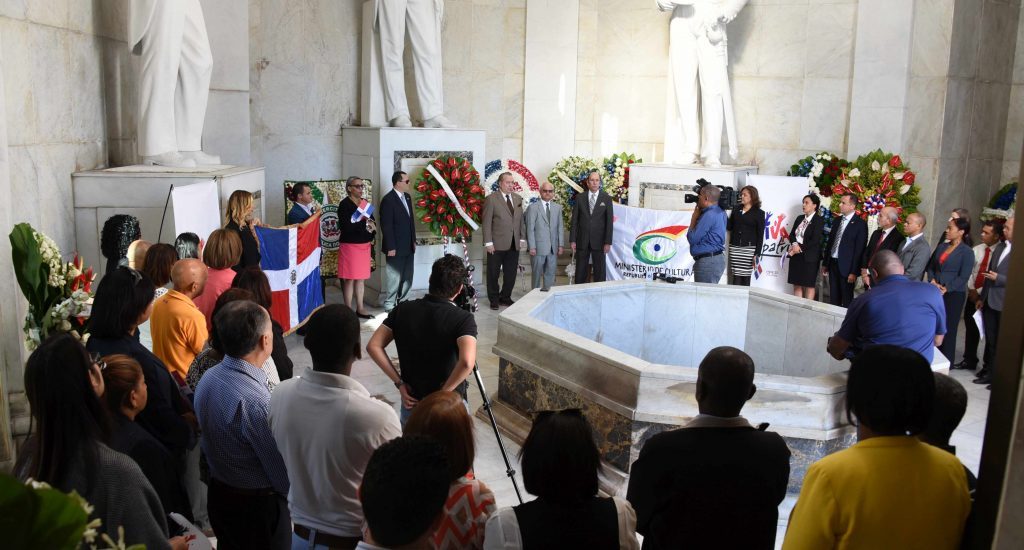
[525,183,564,291]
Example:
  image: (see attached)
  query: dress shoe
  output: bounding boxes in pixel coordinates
[951,360,975,370]
[181,150,222,165]
[389,115,412,128]
[142,151,196,168]
[423,114,456,128]
[489,302,499,311]
[973,375,992,385]
[356,312,374,320]
[499,298,515,306]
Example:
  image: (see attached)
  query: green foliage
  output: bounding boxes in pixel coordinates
[0,474,88,550]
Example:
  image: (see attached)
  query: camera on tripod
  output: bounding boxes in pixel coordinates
[684,178,739,210]
[444,253,477,312]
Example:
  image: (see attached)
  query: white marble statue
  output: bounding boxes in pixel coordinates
[130,0,220,167]
[374,0,455,128]
[659,0,746,167]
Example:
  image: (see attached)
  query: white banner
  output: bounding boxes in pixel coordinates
[607,205,695,281]
[171,180,220,245]
[747,175,811,294]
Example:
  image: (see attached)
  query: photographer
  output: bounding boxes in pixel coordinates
[367,255,478,426]
[687,183,728,283]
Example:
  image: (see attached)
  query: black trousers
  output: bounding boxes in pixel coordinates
[961,293,981,367]
[827,258,855,307]
[574,248,607,284]
[487,247,518,303]
[208,479,290,550]
[939,291,966,362]
[981,304,1002,378]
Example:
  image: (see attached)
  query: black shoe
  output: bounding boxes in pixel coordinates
[490,302,499,310]
[356,312,374,320]
[951,360,975,370]
[499,298,515,306]
[540,288,550,292]
[973,375,992,385]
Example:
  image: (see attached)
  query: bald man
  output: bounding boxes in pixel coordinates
[828,250,945,362]
[898,213,930,281]
[151,258,210,380]
[860,206,905,288]
[628,346,790,549]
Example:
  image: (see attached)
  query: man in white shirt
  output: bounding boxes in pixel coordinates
[525,183,564,291]
[899,212,931,281]
[270,305,401,549]
[954,219,1004,372]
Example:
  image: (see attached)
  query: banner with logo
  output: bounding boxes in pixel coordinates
[747,175,811,294]
[284,180,375,278]
[607,205,695,280]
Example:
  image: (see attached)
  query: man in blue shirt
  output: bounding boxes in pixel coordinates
[687,184,728,283]
[195,300,291,549]
[827,250,946,362]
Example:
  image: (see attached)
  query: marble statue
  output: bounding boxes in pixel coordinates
[373,0,455,128]
[659,0,747,167]
[130,0,220,167]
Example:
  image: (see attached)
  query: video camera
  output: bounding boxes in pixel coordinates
[444,253,477,313]
[684,178,739,210]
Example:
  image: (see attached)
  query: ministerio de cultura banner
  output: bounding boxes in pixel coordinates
[606,204,695,281]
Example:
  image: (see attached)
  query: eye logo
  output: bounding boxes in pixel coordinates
[633,225,688,265]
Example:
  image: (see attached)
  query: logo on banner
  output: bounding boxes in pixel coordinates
[632,225,688,265]
[319,205,340,251]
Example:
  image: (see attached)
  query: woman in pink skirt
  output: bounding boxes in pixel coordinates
[337,176,376,319]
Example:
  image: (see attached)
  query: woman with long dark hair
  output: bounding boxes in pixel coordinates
[726,185,765,286]
[926,217,975,362]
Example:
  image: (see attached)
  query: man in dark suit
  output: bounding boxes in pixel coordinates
[569,170,615,283]
[627,346,791,550]
[859,206,905,288]
[482,172,526,310]
[380,171,417,312]
[823,193,867,307]
[975,216,1013,387]
[287,182,317,225]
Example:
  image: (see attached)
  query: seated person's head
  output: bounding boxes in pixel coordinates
[174,232,202,260]
[360,436,450,548]
[920,373,968,450]
[303,304,361,375]
[695,346,756,418]
[232,267,273,310]
[127,239,151,270]
[171,258,209,297]
[100,354,147,418]
[868,249,904,280]
[846,345,934,438]
[89,267,156,339]
[428,255,468,300]
[142,243,177,288]
[214,300,273,363]
[520,409,600,504]
[203,229,243,270]
[404,391,475,483]
[208,288,256,358]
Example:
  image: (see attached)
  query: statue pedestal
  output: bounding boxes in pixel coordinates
[72,165,265,280]
[627,163,758,210]
[341,126,487,306]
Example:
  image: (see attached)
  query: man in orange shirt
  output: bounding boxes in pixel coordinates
[152,258,209,381]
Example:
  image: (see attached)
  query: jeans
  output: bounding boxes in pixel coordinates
[692,254,725,283]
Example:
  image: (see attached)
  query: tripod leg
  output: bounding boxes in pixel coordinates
[472,364,524,504]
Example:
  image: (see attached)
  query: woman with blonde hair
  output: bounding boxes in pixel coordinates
[224,190,261,271]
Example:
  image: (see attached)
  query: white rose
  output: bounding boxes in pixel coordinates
[871,160,881,171]
[812,162,824,178]
[899,184,911,195]
[849,168,861,178]
[882,163,890,174]
[895,171,905,180]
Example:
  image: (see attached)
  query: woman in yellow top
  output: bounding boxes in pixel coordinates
[783,345,971,550]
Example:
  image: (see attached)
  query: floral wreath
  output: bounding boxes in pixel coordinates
[788,152,849,197]
[981,181,1017,221]
[547,156,610,227]
[414,155,485,239]
[830,150,920,234]
[484,159,541,204]
[603,152,641,204]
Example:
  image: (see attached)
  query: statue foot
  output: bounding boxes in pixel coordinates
[389,115,412,127]
[703,157,722,168]
[181,150,222,165]
[143,151,196,168]
[677,153,699,165]
[423,115,456,128]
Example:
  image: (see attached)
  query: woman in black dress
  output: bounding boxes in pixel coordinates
[336,176,377,319]
[786,194,825,300]
[726,185,765,286]
[224,190,261,271]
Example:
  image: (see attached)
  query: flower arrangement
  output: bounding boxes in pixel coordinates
[10,224,95,351]
[981,181,1017,221]
[829,150,921,231]
[414,155,485,239]
[603,152,641,204]
[788,152,849,197]
[547,156,610,227]
[484,159,541,205]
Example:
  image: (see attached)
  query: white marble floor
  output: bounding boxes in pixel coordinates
[286,279,989,547]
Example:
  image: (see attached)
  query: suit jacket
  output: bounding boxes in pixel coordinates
[899,235,931,281]
[861,227,906,270]
[380,189,416,257]
[788,213,824,264]
[482,192,525,250]
[286,203,312,225]
[525,201,564,256]
[824,214,868,277]
[981,241,1011,311]
[570,190,615,251]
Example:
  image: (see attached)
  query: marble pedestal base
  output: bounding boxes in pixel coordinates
[340,126,487,306]
[72,165,265,281]
[627,163,758,209]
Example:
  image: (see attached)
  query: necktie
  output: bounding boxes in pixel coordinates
[506,194,514,215]
[871,229,887,258]
[589,192,597,213]
[545,202,550,223]
[831,216,847,257]
[975,247,991,288]
[400,193,410,216]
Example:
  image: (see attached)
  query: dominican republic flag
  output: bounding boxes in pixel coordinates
[351,200,374,223]
[255,223,323,334]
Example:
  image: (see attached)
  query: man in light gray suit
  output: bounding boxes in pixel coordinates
[899,212,931,280]
[525,182,564,291]
[974,215,1013,387]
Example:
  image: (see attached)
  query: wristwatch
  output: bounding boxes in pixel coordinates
[394,380,404,389]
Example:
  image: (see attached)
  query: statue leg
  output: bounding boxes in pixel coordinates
[137,1,186,157]
[669,20,700,162]
[406,0,445,121]
[378,0,412,121]
[175,0,214,154]
[697,38,727,166]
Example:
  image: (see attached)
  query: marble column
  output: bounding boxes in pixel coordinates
[0,30,17,471]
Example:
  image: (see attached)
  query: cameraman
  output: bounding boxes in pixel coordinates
[687,183,728,283]
[367,255,478,425]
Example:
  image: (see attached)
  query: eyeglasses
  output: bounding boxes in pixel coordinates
[90,352,107,371]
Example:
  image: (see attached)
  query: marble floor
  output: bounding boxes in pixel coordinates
[285,279,989,548]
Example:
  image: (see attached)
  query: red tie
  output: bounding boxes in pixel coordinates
[873,230,887,256]
[974,247,991,288]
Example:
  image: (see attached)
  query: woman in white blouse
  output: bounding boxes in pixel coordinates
[786,194,826,300]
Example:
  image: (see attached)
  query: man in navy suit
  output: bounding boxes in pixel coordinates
[381,171,417,312]
[822,193,867,307]
[287,182,317,225]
